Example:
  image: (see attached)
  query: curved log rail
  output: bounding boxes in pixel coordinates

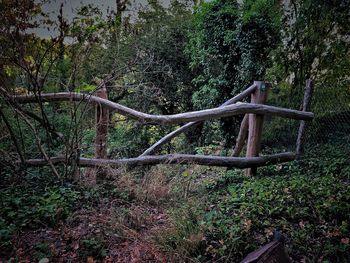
[22,152,296,169]
[11,80,314,172]
[12,93,313,124]
[139,83,257,156]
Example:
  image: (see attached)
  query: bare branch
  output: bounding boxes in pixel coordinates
[0,109,26,165]
[14,109,61,178]
[0,87,63,140]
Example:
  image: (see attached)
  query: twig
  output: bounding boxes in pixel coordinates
[0,109,25,165]
[15,109,61,178]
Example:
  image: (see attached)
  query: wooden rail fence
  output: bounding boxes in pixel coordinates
[11,80,314,175]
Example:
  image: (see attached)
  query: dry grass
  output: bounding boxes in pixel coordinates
[108,165,189,205]
[72,164,219,262]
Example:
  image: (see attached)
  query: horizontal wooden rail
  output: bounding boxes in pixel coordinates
[12,93,313,124]
[140,83,257,156]
[22,152,296,168]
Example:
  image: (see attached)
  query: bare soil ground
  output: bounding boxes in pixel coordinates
[9,198,169,262]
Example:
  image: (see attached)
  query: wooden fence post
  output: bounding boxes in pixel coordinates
[84,84,109,185]
[296,79,313,159]
[95,85,109,159]
[245,81,269,176]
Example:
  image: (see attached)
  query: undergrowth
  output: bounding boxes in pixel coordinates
[1,137,349,262]
[159,136,350,262]
[0,170,132,260]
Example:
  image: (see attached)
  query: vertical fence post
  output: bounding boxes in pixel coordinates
[245,81,269,176]
[83,84,109,185]
[296,79,313,159]
[95,85,109,159]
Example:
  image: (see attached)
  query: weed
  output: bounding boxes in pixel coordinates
[155,202,206,262]
[34,241,51,260]
[80,237,107,259]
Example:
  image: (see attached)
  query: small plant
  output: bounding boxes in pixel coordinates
[80,237,107,259]
[155,203,206,261]
[34,242,51,261]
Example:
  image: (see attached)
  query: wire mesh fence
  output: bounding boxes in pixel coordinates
[260,80,350,158]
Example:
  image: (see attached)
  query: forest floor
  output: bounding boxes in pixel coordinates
[1,135,350,262]
[11,199,168,262]
[2,168,179,262]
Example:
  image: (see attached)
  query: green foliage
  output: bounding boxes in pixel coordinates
[268,0,350,95]
[75,82,97,93]
[198,138,350,262]
[0,184,79,229]
[188,0,280,109]
[187,0,280,146]
[156,203,206,261]
[80,237,107,259]
[0,170,132,256]
[0,182,78,254]
[1,1,349,261]
[89,0,199,155]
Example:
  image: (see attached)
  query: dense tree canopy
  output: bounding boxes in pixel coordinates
[188,0,280,109]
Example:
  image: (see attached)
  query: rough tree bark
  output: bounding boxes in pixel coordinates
[245,81,270,176]
[11,86,314,172]
[84,85,109,184]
